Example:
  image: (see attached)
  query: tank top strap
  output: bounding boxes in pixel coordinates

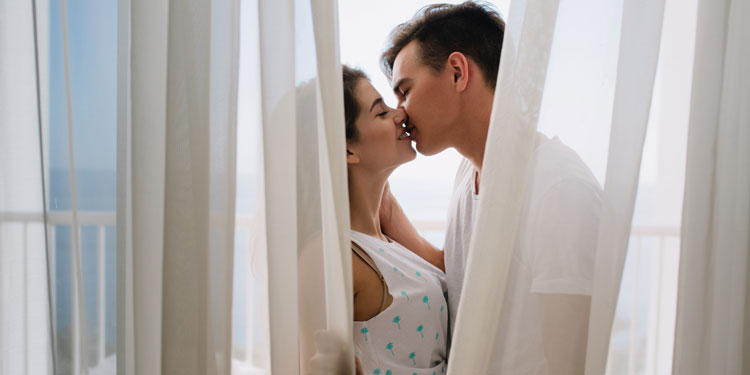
[351,241,389,312]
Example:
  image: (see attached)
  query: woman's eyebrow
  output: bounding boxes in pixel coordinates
[370,97,384,112]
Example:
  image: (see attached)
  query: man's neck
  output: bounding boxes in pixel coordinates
[455,122,488,174]
[453,84,494,174]
[453,112,490,175]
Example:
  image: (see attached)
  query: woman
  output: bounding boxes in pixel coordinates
[343,65,448,374]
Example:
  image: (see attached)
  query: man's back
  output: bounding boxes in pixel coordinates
[444,133,603,373]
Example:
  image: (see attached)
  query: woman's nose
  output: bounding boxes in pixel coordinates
[392,108,407,126]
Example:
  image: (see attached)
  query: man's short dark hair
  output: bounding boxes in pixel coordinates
[380,1,505,89]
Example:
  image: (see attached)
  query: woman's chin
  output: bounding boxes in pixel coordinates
[407,148,417,161]
[399,148,417,164]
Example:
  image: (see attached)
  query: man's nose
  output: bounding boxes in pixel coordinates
[393,108,407,126]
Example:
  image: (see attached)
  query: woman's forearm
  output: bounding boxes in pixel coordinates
[380,188,445,271]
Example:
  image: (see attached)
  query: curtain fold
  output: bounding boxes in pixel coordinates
[258,1,353,373]
[60,1,89,372]
[673,0,750,372]
[448,0,669,372]
[584,0,666,373]
[447,0,560,372]
[122,1,169,374]
[310,0,354,369]
[208,0,241,372]
[160,0,212,373]
[115,0,134,373]
[120,0,240,374]
[257,0,300,373]
[0,1,53,373]
[296,0,350,371]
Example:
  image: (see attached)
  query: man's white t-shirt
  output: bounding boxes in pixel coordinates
[443,134,603,374]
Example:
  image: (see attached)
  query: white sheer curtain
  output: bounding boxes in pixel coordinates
[0,1,53,374]
[584,0,666,373]
[241,0,353,373]
[117,0,239,374]
[3,0,746,374]
[448,0,666,372]
[447,0,562,371]
[4,1,123,373]
[673,0,750,373]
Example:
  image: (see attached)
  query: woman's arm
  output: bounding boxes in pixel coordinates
[379,183,445,271]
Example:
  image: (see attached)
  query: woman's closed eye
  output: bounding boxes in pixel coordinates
[376,103,390,118]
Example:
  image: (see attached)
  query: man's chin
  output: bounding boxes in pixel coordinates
[415,141,442,156]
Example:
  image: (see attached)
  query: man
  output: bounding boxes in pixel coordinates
[378,2,603,374]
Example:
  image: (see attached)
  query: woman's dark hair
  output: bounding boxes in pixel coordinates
[342,65,368,142]
[381,1,505,89]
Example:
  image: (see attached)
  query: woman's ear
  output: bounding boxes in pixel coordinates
[447,52,470,92]
[346,148,360,165]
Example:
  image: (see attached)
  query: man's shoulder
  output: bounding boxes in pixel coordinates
[532,136,601,194]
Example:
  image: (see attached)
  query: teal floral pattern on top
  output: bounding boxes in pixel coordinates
[351,231,446,374]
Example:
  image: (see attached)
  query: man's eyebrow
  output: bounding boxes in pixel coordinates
[392,78,409,95]
[370,97,384,113]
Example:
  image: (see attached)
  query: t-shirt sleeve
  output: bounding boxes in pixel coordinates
[528,177,602,295]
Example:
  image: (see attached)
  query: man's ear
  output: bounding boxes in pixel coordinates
[346,148,360,165]
[447,52,469,92]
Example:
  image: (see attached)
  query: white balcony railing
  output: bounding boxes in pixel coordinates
[2,212,680,375]
[0,211,115,374]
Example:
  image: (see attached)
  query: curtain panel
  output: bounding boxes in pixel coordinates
[257,0,354,373]
[1,0,53,374]
[673,0,750,372]
[118,0,240,374]
[448,0,665,372]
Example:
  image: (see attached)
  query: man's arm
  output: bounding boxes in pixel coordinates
[536,294,590,374]
[529,177,601,373]
[379,183,445,271]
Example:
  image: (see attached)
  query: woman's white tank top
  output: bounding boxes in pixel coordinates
[352,230,448,375]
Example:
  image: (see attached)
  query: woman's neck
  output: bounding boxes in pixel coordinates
[348,168,391,242]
